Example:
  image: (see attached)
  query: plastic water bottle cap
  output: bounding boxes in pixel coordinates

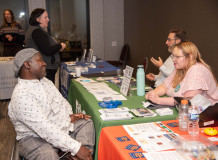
[181,100,188,105]
[137,65,143,68]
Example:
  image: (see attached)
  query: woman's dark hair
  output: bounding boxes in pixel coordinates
[3,9,16,26]
[29,8,46,26]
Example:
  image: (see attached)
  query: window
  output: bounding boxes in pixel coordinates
[47,0,90,50]
[0,0,27,56]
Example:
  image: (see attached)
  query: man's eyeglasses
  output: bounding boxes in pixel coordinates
[171,54,185,59]
[167,38,177,42]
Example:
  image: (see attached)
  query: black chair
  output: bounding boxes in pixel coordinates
[107,44,129,69]
[142,57,148,73]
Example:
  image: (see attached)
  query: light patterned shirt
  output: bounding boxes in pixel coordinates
[164,63,218,105]
[8,77,81,155]
[154,55,175,87]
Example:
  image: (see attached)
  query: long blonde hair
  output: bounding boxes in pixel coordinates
[172,41,217,88]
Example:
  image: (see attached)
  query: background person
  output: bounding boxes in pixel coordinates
[8,48,94,160]
[25,8,66,83]
[145,41,218,106]
[146,28,186,87]
[0,9,24,57]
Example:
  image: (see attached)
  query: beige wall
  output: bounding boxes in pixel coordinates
[124,0,218,84]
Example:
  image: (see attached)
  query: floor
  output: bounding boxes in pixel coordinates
[0,100,17,160]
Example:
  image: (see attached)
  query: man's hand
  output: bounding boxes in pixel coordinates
[70,113,91,123]
[76,145,93,160]
[150,57,163,68]
[146,73,155,81]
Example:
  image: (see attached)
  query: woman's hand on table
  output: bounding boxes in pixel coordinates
[145,90,161,104]
[70,113,91,123]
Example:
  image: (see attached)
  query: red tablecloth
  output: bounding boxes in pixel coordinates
[98,120,218,160]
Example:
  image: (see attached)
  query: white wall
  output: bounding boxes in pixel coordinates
[89,0,124,61]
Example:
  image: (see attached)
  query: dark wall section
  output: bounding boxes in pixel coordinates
[124,0,218,85]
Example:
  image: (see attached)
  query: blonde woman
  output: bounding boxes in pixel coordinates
[145,41,218,106]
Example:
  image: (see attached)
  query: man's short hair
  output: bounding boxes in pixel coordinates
[170,28,186,42]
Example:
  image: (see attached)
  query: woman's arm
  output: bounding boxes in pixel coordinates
[146,92,175,106]
[146,87,203,106]
[145,83,175,106]
[153,83,168,96]
[184,89,202,98]
[32,28,62,55]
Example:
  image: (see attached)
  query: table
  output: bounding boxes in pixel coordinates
[67,79,178,159]
[0,57,17,100]
[98,120,218,160]
[60,61,118,98]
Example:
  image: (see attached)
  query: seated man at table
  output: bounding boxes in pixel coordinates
[8,48,95,160]
[145,41,218,106]
[146,28,186,87]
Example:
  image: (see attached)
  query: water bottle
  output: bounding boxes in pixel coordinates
[178,100,189,131]
[137,65,145,96]
[188,105,199,135]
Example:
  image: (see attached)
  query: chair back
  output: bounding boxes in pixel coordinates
[119,44,129,63]
[119,44,129,69]
[142,57,148,73]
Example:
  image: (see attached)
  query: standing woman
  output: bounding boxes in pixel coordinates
[0,9,24,56]
[25,8,66,83]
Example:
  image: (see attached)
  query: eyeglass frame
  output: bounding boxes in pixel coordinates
[171,54,186,59]
[167,38,177,42]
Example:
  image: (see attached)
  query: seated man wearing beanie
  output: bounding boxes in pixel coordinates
[8,48,95,160]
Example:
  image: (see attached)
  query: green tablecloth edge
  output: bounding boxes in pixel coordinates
[67,79,178,160]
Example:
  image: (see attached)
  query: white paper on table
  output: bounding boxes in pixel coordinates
[123,122,170,137]
[75,78,97,85]
[95,94,127,101]
[133,133,176,152]
[69,72,76,77]
[125,66,134,79]
[65,61,76,65]
[142,101,154,108]
[75,78,127,100]
[120,65,134,96]
[120,80,130,96]
[100,112,133,121]
[99,107,130,114]
[143,151,192,160]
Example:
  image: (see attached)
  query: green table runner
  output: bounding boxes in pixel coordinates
[67,79,178,159]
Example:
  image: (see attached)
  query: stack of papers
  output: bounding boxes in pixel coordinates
[143,151,191,160]
[75,78,127,101]
[123,122,176,152]
[131,108,157,117]
[99,107,133,121]
[156,108,173,116]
